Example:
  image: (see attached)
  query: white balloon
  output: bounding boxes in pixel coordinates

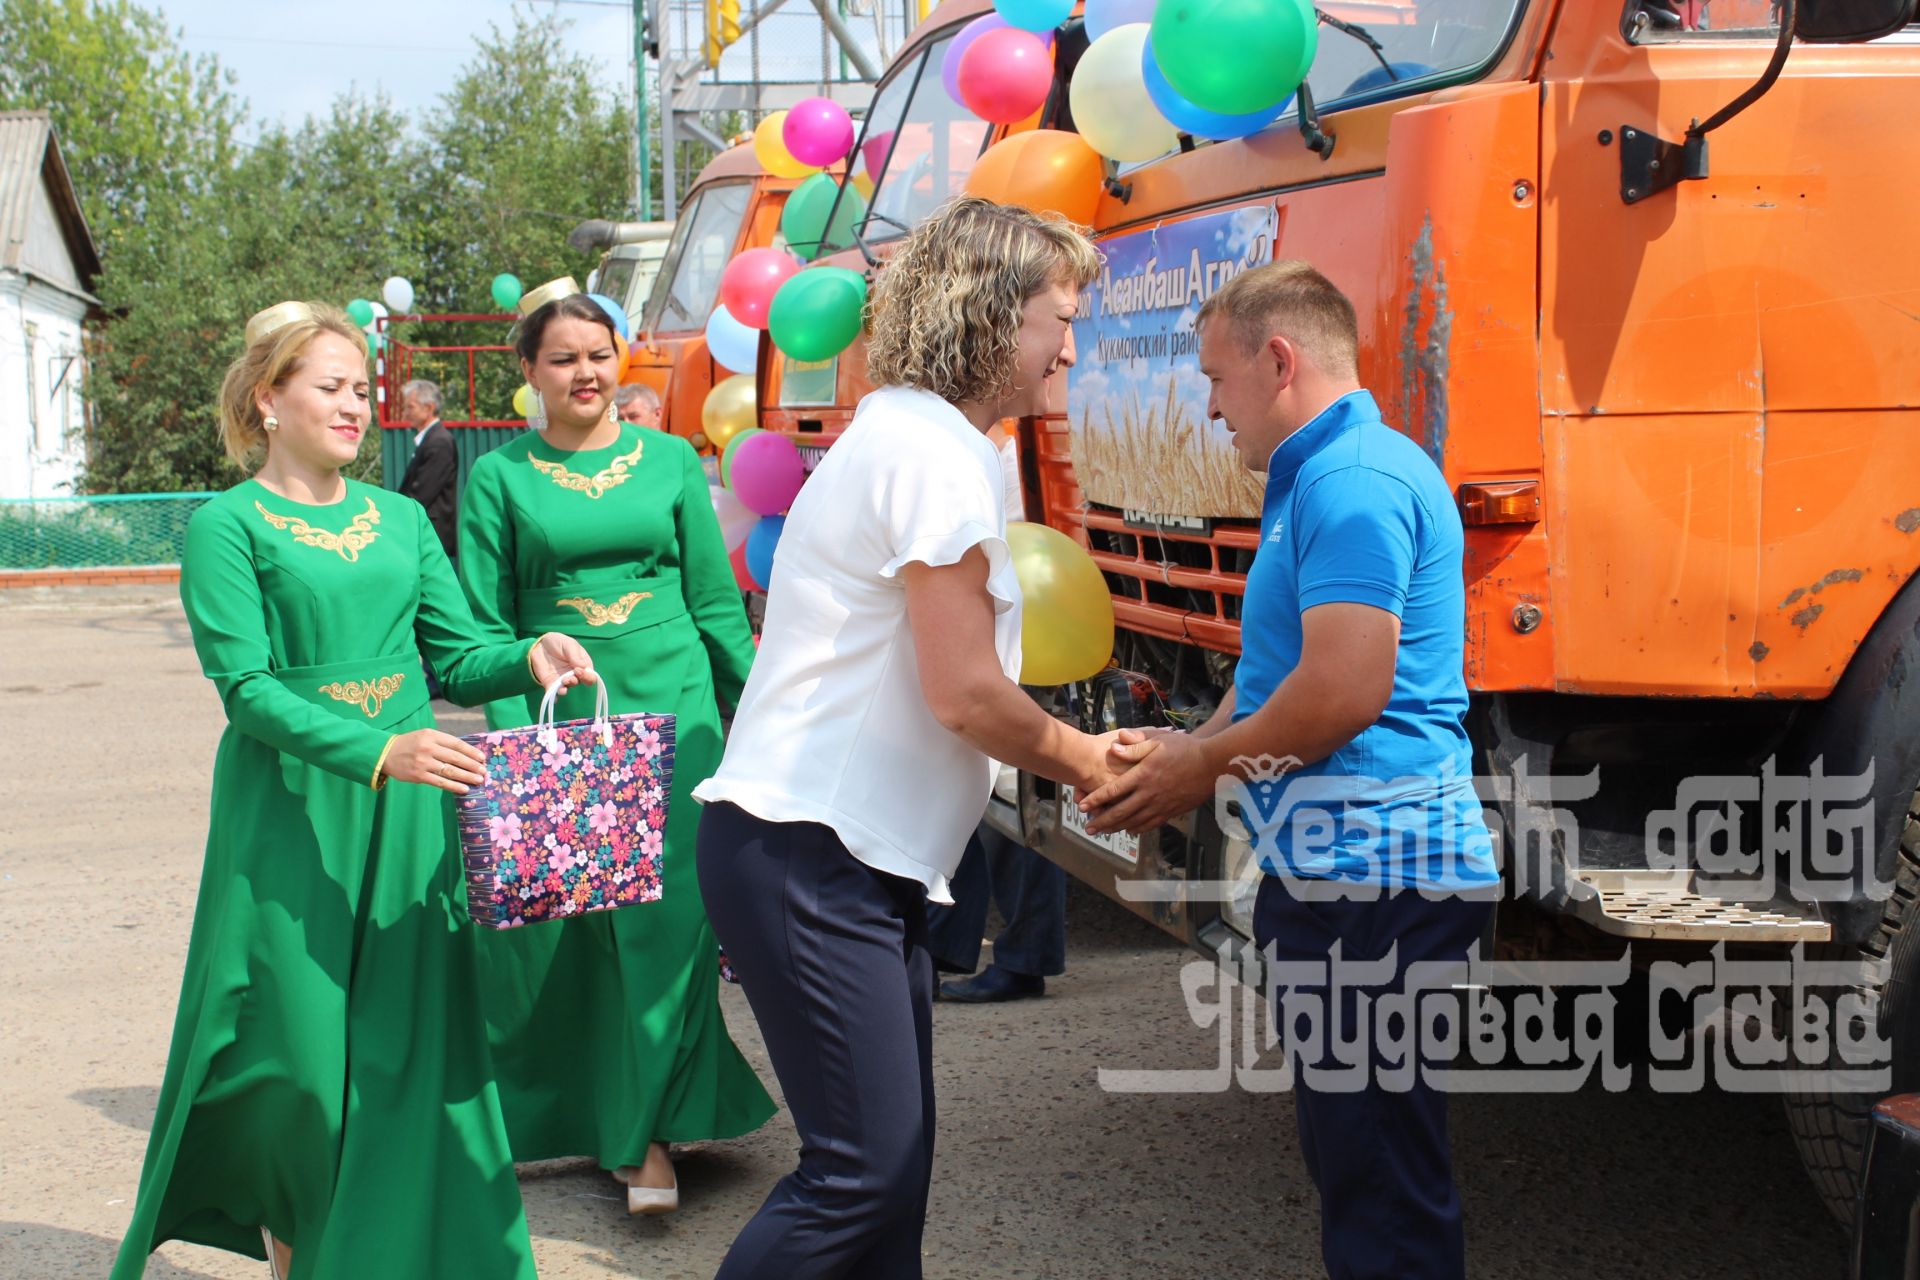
[1069,25,1177,164]
[710,484,759,552]
[363,300,389,333]
[382,275,415,314]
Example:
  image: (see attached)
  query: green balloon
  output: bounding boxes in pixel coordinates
[490,272,523,310]
[767,268,867,363]
[780,173,868,262]
[721,427,765,487]
[345,298,375,327]
[1150,0,1316,116]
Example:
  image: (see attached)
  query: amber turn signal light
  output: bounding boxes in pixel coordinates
[1458,480,1541,527]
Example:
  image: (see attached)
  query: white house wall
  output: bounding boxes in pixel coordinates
[0,271,89,499]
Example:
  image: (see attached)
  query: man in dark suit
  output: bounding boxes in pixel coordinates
[397,379,457,560]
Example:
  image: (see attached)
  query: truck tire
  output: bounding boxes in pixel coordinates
[1783,803,1920,1225]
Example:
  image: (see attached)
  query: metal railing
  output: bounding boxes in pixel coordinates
[0,492,215,570]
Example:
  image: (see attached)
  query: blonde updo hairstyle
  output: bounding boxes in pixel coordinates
[865,195,1101,407]
[218,302,367,467]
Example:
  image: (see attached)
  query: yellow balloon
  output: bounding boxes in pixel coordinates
[512,384,536,419]
[702,373,757,451]
[850,170,876,201]
[1007,521,1115,685]
[753,111,818,180]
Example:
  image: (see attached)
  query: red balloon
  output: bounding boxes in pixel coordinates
[956,28,1054,125]
[719,249,802,329]
[730,539,758,591]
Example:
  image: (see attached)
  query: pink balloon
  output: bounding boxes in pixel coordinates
[860,129,896,183]
[728,431,806,517]
[957,28,1053,125]
[942,14,1054,105]
[783,97,855,168]
[719,248,801,329]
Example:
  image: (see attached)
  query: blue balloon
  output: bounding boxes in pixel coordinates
[587,291,631,340]
[1084,0,1156,41]
[745,514,785,589]
[993,0,1073,33]
[1141,34,1288,141]
[1342,61,1435,97]
[705,303,760,374]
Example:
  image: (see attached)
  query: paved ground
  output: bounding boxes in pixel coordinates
[0,589,1851,1279]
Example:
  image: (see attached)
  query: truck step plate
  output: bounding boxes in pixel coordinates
[1569,869,1831,942]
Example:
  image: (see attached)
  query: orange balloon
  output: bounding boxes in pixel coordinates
[613,332,631,379]
[964,130,1104,226]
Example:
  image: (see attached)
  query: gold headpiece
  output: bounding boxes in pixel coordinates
[245,301,318,347]
[518,276,583,318]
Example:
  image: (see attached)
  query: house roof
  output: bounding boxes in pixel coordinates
[0,110,103,304]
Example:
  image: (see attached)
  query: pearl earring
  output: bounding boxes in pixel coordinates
[263,415,279,432]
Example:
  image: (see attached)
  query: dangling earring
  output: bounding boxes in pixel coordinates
[263,415,279,432]
[527,392,548,434]
[606,402,617,425]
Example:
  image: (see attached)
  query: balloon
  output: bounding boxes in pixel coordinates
[753,111,818,179]
[701,373,757,451]
[993,0,1074,33]
[964,130,1104,225]
[1085,0,1157,41]
[710,483,759,552]
[613,332,631,379]
[1142,33,1289,139]
[588,292,631,340]
[1150,0,1315,115]
[768,267,867,363]
[1007,521,1115,685]
[783,96,855,167]
[382,276,415,313]
[728,430,806,517]
[512,384,536,418]
[728,539,758,591]
[345,298,375,328]
[1070,26,1178,163]
[859,129,895,183]
[781,172,867,261]
[491,273,523,310]
[719,248,802,329]
[941,15,1054,105]
[851,171,876,201]
[957,28,1054,124]
[705,303,761,374]
[720,426,764,487]
[745,514,785,590]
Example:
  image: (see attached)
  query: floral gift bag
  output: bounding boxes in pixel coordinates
[457,679,674,929]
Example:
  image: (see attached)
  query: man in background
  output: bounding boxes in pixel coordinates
[616,383,663,429]
[397,379,456,560]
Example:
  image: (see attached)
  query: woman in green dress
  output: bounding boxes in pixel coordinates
[113,302,596,1280]
[459,281,775,1215]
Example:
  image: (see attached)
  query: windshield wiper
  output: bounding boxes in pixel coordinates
[1316,9,1395,79]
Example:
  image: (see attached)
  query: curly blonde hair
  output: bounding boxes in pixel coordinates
[218,303,367,467]
[865,196,1101,407]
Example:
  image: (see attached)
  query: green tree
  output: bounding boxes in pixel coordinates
[0,0,242,261]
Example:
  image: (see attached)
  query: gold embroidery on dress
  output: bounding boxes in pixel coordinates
[527,438,645,499]
[256,497,382,561]
[555,591,653,626]
[318,672,407,717]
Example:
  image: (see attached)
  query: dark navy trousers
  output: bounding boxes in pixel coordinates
[697,801,936,1280]
[1254,874,1492,1280]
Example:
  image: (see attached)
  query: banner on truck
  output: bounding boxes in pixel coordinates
[1067,204,1278,521]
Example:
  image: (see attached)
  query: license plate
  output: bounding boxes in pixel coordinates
[1061,786,1139,864]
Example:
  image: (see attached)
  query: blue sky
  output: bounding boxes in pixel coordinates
[155,0,639,131]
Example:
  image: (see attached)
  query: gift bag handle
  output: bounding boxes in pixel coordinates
[535,672,611,751]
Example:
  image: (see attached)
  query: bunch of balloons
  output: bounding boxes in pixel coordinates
[702,420,806,591]
[752,97,856,181]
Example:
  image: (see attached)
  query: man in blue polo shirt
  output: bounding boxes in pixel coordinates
[1082,261,1498,1280]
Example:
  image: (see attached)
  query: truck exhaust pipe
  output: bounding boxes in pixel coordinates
[567,219,675,254]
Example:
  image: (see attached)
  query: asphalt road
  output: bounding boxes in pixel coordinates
[0,589,1850,1279]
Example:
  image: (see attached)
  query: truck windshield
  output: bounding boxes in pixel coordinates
[1299,1,1526,109]
[642,180,753,332]
[827,30,988,251]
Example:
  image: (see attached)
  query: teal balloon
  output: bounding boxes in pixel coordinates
[345,298,375,327]
[781,173,867,261]
[767,268,867,363]
[1150,0,1316,115]
[490,272,523,310]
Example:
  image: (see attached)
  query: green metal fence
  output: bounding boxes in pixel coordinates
[381,426,526,502]
[0,493,215,570]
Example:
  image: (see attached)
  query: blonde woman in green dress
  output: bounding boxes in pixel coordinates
[112,302,596,1280]
[459,280,774,1215]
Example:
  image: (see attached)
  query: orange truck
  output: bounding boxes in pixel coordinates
[761,0,1920,1223]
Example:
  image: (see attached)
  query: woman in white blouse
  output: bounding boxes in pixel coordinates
[692,196,1124,1279]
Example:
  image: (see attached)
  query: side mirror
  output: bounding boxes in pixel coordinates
[1796,0,1918,41]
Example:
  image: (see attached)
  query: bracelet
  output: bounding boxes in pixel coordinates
[370,734,398,791]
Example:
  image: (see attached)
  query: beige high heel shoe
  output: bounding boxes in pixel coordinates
[261,1227,290,1279]
[616,1145,680,1215]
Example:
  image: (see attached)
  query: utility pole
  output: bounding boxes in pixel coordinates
[633,0,651,218]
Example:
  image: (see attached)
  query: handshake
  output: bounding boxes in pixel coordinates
[1072,726,1222,838]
